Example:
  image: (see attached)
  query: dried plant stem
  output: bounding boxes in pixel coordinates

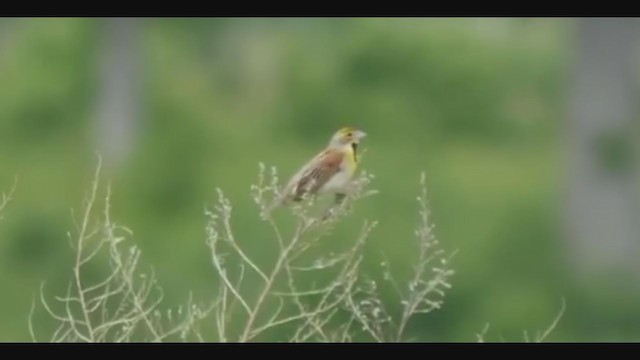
[72,158,102,342]
[536,298,566,342]
[475,298,566,342]
[34,160,465,343]
[35,155,212,342]
[239,220,312,342]
[0,176,17,219]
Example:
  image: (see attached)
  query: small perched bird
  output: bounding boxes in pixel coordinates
[263,126,367,216]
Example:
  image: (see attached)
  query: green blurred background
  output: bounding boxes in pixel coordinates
[1,17,639,342]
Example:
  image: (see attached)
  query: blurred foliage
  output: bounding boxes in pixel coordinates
[0,17,638,342]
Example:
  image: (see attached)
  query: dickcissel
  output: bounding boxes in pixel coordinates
[264,126,367,216]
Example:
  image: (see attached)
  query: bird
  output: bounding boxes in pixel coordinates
[263,126,367,217]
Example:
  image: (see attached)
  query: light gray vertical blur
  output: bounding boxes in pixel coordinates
[565,18,640,286]
[95,17,141,170]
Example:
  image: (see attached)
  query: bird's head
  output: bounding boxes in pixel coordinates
[329,127,367,148]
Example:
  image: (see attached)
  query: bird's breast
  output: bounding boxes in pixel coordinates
[320,167,352,193]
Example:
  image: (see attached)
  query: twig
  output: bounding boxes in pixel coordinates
[536,298,566,342]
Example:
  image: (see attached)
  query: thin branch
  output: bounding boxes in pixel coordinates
[217,188,269,283]
[238,222,302,342]
[476,323,490,343]
[536,298,566,342]
[206,206,253,317]
[292,221,374,342]
[28,296,37,342]
[71,155,103,342]
[0,175,18,217]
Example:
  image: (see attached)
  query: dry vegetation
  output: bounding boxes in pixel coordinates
[23,156,560,342]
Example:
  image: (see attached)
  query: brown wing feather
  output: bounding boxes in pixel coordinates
[293,149,344,201]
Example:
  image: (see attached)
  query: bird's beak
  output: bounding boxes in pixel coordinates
[355,130,367,139]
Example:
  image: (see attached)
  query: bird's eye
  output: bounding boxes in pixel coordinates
[347,132,352,137]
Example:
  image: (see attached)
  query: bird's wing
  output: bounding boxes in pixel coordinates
[292,148,344,201]
[262,148,344,218]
